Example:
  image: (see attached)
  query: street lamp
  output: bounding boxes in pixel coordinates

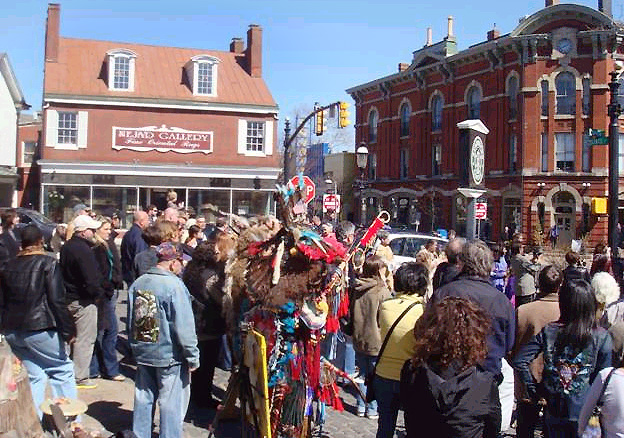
[324,178,337,194]
[356,143,369,225]
[282,117,291,184]
[608,63,623,263]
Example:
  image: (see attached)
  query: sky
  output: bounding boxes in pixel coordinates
[0,0,611,150]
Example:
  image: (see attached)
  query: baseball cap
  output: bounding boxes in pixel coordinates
[155,242,182,262]
[72,214,102,232]
[73,203,88,213]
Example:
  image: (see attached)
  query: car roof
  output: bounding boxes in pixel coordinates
[388,233,448,242]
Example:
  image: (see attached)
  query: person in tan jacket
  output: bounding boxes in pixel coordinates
[351,255,392,419]
[375,230,394,291]
[512,265,563,438]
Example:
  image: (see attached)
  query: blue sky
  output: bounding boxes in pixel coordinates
[0,0,606,149]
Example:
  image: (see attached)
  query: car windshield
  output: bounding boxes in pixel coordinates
[24,210,54,225]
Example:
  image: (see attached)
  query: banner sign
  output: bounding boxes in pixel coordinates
[112,125,213,154]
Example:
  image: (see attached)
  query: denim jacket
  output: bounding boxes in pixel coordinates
[512,322,612,421]
[128,266,200,369]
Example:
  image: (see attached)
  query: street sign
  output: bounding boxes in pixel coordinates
[323,194,341,213]
[288,175,316,204]
[475,202,487,220]
[590,136,609,145]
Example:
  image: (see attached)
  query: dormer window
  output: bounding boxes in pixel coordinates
[186,55,220,96]
[106,49,136,91]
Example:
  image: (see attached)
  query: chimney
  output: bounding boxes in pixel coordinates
[45,3,60,63]
[487,24,500,41]
[447,16,454,38]
[426,27,433,46]
[599,0,612,16]
[246,24,262,78]
[230,37,244,54]
[398,63,410,72]
[545,0,559,6]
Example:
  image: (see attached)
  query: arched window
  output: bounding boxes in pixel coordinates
[400,103,410,137]
[508,76,519,119]
[368,109,378,142]
[431,95,443,131]
[467,86,481,119]
[555,72,576,115]
[582,77,591,115]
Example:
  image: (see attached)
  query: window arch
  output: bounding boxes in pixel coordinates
[467,86,481,119]
[431,94,443,131]
[507,75,519,119]
[399,102,410,137]
[368,108,379,143]
[555,72,576,115]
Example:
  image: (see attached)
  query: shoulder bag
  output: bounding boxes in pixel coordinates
[581,367,617,438]
[365,301,419,403]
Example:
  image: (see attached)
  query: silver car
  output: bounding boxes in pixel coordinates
[386,233,448,271]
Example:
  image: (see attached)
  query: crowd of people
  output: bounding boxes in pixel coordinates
[2,201,624,438]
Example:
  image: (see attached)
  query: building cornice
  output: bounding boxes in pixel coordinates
[43,93,279,115]
[38,160,281,179]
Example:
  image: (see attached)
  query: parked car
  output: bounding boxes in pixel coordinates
[386,232,448,271]
[0,208,57,248]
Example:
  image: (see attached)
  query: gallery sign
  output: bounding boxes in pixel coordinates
[112,125,213,154]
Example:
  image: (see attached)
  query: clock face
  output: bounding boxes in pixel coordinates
[470,136,485,186]
[557,38,572,55]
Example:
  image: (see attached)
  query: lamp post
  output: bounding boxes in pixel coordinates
[608,67,622,262]
[324,178,337,194]
[356,143,369,226]
[282,117,291,184]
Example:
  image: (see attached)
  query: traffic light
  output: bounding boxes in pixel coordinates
[338,102,350,128]
[315,110,326,136]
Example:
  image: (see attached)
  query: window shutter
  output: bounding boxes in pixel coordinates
[45,109,58,147]
[77,111,88,148]
[264,120,273,155]
[237,120,247,154]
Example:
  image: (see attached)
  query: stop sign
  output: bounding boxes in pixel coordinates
[289,175,316,204]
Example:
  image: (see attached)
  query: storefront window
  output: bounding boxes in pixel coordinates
[92,187,138,228]
[188,189,231,221]
[43,185,90,223]
[232,190,272,217]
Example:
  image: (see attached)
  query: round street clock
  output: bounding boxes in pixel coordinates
[470,136,485,186]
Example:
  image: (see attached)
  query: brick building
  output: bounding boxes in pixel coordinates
[17,113,42,209]
[41,4,279,224]
[347,0,624,248]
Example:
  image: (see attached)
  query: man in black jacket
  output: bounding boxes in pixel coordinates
[60,214,106,389]
[431,240,516,434]
[120,210,149,286]
[0,225,77,418]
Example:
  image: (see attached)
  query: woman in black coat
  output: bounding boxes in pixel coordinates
[400,296,500,438]
[90,216,124,380]
[182,240,227,409]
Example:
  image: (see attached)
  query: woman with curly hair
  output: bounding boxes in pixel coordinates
[400,296,501,438]
[182,238,227,409]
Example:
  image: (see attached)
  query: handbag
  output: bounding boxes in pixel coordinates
[365,301,419,403]
[581,367,617,438]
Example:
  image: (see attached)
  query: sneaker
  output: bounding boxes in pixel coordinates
[357,410,365,417]
[110,374,126,382]
[367,413,379,420]
[76,379,97,389]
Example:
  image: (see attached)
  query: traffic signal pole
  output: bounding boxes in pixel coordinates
[282,101,347,184]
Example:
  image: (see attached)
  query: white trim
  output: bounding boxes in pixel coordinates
[44,96,279,115]
[77,111,88,149]
[38,160,281,179]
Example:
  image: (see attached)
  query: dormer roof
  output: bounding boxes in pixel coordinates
[44,37,277,109]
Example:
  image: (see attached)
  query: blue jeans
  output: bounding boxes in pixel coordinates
[355,352,377,415]
[374,375,401,438]
[5,330,77,419]
[133,363,189,438]
[90,293,120,377]
[335,335,356,375]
